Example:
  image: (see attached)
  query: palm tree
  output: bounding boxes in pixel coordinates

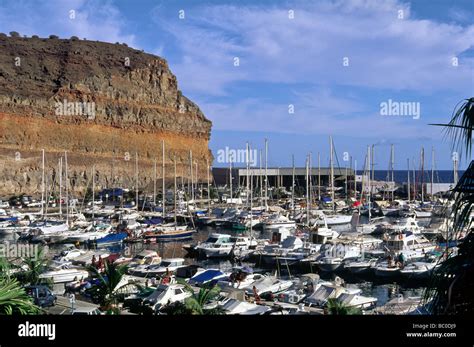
[162,281,224,315]
[431,97,474,158]
[424,97,474,315]
[14,246,48,286]
[0,258,40,315]
[86,260,128,313]
[326,298,362,315]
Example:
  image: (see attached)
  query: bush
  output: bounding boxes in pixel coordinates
[49,35,59,39]
[9,31,20,37]
[70,36,79,41]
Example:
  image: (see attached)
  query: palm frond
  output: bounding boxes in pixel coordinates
[430,98,474,159]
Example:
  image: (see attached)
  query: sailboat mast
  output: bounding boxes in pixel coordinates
[207,159,211,215]
[229,159,233,203]
[407,158,410,202]
[189,150,194,203]
[309,152,312,209]
[92,165,95,224]
[58,157,62,217]
[250,159,253,238]
[162,140,165,216]
[153,158,157,206]
[367,145,371,222]
[246,142,250,208]
[391,144,395,202]
[174,156,177,229]
[291,154,295,219]
[259,150,263,205]
[41,149,45,218]
[431,147,434,199]
[65,151,69,225]
[453,153,459,185]
[135,152,139,210]
[412,158,416,201]
[421,147,425,203]
[306,155,309,226]
[354,159,357,201]
[318,152,321,201]
[330,136,335,212]
[264,138,268,210]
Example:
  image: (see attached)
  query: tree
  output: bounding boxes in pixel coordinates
[0,277,41,315]
[14,247,48,286]
[162,281,224,315]
[431,98,474,158]
[326,298,362,315]
[424,97,474,315]
[0,258,40,315]
[86,261,128,313]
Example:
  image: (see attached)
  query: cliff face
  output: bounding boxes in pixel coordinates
[0,35,212,196]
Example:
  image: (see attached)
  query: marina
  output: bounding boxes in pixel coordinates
[0,1,472,345]
[0,141,464,316]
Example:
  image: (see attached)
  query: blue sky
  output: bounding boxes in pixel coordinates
[0,0,473,170]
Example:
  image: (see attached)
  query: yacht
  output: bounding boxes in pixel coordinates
[399,260,438,279]
[39,267,89,283]
[343,258,378,275]
[201,236,258,258]
[245,275,293,296]
[262,214,296,232]
[383,231,436,260]
[129,258,186,277]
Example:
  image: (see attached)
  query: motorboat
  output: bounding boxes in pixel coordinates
[343,258,378,275]
[314,257,344,272]
[337,291,377,309]
[245,275,293,296]
[312,212,352,226]
[276,274,321,304]
[129,258,186,277]
[399,261,438,279]
[187,269,229,286]
[39,267,89,283]
[116,250,161,266]
[383,231,436,260]
[200,236,258,258]
[262,214,296,232]
[389,217,424,234]
[142,284,192,312]
[218,298,271,315]
[216,272,266,290]
[258,236,305,265]
[143,225,195,242]
[305,278,358,307]
[373,261,401,278]
[193,233,232,256]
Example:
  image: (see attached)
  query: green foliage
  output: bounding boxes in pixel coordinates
[163,280,224,315]
[86,261,128,309]
[14,247,48,286]
[326,298,362,315]
[431,98,474,159]
[0,271,40,315]
[425,97,474,315]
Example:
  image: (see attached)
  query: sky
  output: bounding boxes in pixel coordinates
[0,0,473,171]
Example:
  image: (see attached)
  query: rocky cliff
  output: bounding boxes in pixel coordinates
[0,34,212,196]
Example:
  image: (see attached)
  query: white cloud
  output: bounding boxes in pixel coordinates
[0,0,135,46]
[152,0,474,96]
